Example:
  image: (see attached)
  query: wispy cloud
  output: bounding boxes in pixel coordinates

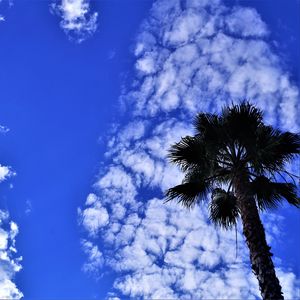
[50,0,98,43]
[79,0,300,298]
[0,125,10,134]
[0,0,13,22]
[25,200,32,216]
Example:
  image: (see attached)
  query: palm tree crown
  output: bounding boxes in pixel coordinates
[166,102,300,299]
[166,102,299,228]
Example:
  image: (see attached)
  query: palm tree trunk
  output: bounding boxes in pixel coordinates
[234,175,284,300]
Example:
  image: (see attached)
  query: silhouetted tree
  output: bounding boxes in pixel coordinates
[166,102,299,300]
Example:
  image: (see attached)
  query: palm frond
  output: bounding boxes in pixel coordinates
[165,180,210,208]
[251,176,300,210]
[209,188,239,229]
[194,113,222,136]
[208,166,233,184]
[247,126,300,173]
[274,131,300,163]
[274,182,300,207]
[222,101,263,145]
[183,167,207,183]
[168,135,212,172]
[183,164,230,183]
[194,113,226,148]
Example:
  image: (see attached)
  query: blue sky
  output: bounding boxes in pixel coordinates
[0,0,299,299]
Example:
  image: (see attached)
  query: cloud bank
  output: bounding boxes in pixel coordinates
[51,0,98,43]
[79,0,300,298]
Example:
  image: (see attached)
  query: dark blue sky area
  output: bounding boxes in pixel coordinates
[0,0,299,299]
[0,1,152,298]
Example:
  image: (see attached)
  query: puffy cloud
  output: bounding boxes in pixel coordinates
[50,0,98,43]
[78,194,109,237]
[108,199,260,299]
[126,0,299,131]
[81,239,104,277]
[225,7,268,37]
[0,211,23,299]
[79,0,300,298]
[0,165,15,183]
[136,56,156,74]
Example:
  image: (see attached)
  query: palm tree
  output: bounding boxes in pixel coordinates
[166,102,299,300]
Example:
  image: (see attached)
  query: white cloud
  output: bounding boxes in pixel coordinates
[0,210,23,299]
[78,194,109,237]
[164,10,207,45]
[277,269,300,300]
[107,199,259,299]
[126,0,299,131]
[107,199,298,299]
[0,146,22,297]
[51,0,98,43]
[81,239,103,277]
[95,166,137,207]
[79,0,300,298]
[225,7,269,37]
[0,164,15,183]
[136,56,156,74]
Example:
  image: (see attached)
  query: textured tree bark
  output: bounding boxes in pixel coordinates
[234,174,284,300]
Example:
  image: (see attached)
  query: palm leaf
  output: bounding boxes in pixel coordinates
[168,135,213,172]
[222,101,263,144]
[194,113,223,139]
[251,176,300,210]
[165,180,210,208]
[247,126,300,173]
[209,188,239,229]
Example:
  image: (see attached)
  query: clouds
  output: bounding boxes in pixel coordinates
[129,0,299,131]
[0,0,13,22]
[0,211,23,299]
[81,239,104,277]
[0,125,10,134]
[225,7,269,37]
[51,0,98,43]
[1,0,98,43]
[0,165,15,183]
[110,199,251,299]
[0,131,22,298]
[0,127,16,182]
[79,0,300,298]
[78,194,109,237]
